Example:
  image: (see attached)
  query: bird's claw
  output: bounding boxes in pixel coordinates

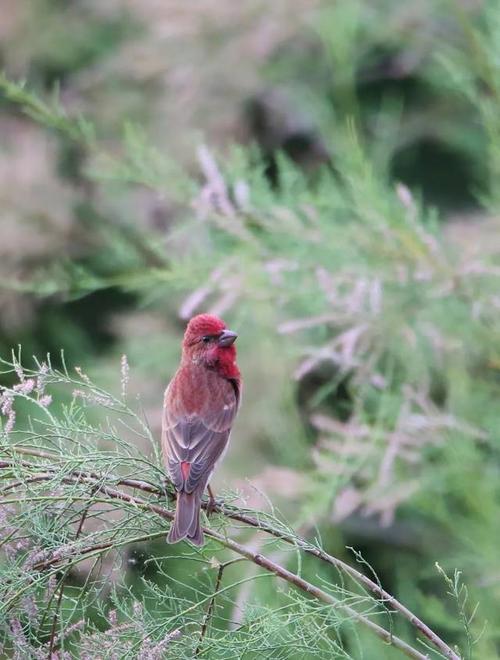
[157,477,170,500]
[206,496,217,518]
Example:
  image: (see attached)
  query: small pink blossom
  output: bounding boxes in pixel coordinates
[120,354,129,399]
[39,394,52,407]
[1,393,16,434]
[21,595,39,623]
[36,363,49,395]
[73,390,113,407]
[75,367,91,384]
[51,544,72,561]
[45,575,57,602]
[108,609,118,626]
[137,629,182,660]
[14,361,25,383]
[13,378,35,395]
[1,392,13,415]
[4,411,15,433]
[23,547,50,571]
[9,618,28,652]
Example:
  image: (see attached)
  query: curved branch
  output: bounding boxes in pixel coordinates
[214,502,459,660]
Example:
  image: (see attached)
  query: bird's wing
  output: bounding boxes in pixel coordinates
[162,378,240,493]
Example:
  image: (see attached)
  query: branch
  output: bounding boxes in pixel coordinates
[213,503,459,660]
[27,485,427,659]
[194,559,233,656]
[3,448,460,659]
[0,455,458,659]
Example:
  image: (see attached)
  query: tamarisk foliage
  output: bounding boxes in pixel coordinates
[2,7,500,655]
[0,355,464,659]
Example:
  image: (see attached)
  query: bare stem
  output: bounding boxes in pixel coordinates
[195,560,229,656]
[47,486,94,658]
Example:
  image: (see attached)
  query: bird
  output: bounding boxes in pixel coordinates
[162,313,241,545]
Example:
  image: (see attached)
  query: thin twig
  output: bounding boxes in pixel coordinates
[195,560,229,656]
[47,485,94,658]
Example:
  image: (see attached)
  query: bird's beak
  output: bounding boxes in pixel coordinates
[218,329,238,347]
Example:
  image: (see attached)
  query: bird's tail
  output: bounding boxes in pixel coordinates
[168,490,204,546]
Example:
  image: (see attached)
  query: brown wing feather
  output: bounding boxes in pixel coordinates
[162,370,240,494]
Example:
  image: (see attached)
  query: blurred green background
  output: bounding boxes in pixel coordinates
[1,0,500,657]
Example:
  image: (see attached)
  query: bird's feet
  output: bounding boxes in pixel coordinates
[206,496,217,518]
[157,477,170,500]
[206,484,218,517]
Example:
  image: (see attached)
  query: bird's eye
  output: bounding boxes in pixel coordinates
[202,336,211,343]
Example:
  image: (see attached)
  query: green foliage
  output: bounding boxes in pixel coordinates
[0,356,444,659]
[0,72,96,144]
[2,1,500,658]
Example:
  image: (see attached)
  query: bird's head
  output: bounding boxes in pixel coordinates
[182,313,239,378]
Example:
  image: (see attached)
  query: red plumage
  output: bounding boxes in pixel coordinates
[162,313,241,545]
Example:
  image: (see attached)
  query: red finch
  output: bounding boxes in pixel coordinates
[162,313,241,545]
